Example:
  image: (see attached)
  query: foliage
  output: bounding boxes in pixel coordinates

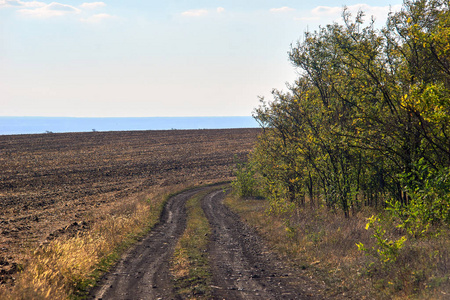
[231,159,260,198]
[250,1,450,294]
[251,0,450,218]
[226,193,450,298]
[357,215,407,264]
[387,158,450,237]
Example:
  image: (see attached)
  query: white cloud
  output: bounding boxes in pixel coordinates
[181,7,226,17]
[311,6,341,17]
[18,2,80,18]
[347,3,403,21]
[4,0,113,20]
[181,8,208,17]
[0,0,45,8]
[80,13,115,23]
[296,4,403,23]
[270,6,295,13]
[0,0,20,7]
[80,2,106,9]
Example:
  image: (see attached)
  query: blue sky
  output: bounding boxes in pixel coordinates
[1,0,403,117]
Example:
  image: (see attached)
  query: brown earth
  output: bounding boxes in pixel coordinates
[203,189,324,299]
[90,186,325,300]
[89,186,211,300]
[0,128,260,285]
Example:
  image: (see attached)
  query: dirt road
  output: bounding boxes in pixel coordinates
[203,189,320,300]
[89,187,207,300]
[90,186,321,300]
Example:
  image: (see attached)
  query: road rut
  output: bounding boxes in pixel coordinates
[90,187,207,300]
[203,190,321,299]
[90,186,322,299]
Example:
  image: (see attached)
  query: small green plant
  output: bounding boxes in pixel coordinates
[231,159,259,198]
[265,183,295,215]
[283,219,297,240]
[387,159,450,238]
[357,215,407,265]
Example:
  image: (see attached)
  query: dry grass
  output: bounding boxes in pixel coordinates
[0,128,259,287]
[0,129,259,299]
[225,195,450,299]
[0,183,194,300]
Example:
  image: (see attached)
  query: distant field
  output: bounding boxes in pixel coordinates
[0,128,260,284]
[0,116,259,135]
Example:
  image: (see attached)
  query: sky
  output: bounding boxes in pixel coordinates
[0,0,403,117]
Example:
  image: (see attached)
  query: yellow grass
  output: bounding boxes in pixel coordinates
[224,194,450,299]
[0,183,193,300]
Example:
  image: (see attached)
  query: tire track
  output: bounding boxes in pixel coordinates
[89,187,207,300]
[202,190,321,300]
[90,186,322,300]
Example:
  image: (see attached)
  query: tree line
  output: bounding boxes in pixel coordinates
[241,0,449,231]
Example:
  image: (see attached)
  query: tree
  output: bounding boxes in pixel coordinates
[250,0,450,217]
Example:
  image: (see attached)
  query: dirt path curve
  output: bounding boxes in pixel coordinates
[202,190,322,300]
[90,186,322,300]
[89,187,207,300]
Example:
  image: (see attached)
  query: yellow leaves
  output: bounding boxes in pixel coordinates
[289,177,300,184]
[306,133,317,144]
[400,93,412,108]
[351,117,362,126]
[404,83,450,125]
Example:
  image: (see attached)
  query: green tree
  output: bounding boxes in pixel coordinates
[251,0,450,218]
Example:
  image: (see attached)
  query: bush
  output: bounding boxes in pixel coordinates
[387,159,450,238]
[231,160,260,198]
[357,215,407,265]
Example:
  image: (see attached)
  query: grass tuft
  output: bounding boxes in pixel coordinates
[170,189,217,299]
[225,194,450,299]
[0,183,193,300]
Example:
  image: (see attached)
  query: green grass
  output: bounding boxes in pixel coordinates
[170,187,223,299]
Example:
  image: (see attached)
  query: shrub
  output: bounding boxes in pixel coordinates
[231,160,260,198]
[387,159,450,238]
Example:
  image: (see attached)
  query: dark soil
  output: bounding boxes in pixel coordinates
[91,187,324,299]
[89,186,211,300]
[1,128,324,299]
[0,129,260,286]
[203,189,324,299]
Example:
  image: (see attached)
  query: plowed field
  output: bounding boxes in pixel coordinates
[0,128,260,284]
